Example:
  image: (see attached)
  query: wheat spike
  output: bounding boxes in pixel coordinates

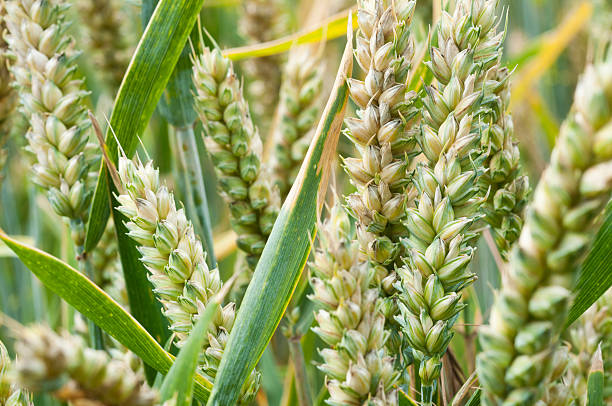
[116,157,260,402]
[3,0,97,249]
[13,325,157,406]
[76,0,130,90]
[395,0,509,399]
[477,58,612,406]
[193,48,280,269]
[309,204,399,405]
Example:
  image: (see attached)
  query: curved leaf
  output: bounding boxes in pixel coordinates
[0,230,213,402]
[206,23,354,406]
[222,7,357,60]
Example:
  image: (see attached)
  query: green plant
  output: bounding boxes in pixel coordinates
[0,1,611,406]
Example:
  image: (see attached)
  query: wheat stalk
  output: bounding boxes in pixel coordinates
[309,204,399,405]
[115,156,260,402]
[477,57,612,406]
[193,48,280,269]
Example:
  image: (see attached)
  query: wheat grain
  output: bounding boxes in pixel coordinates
[193,48,280,269]
[116,157,260,402]
[309,204,399,405]
[477,58,612,406]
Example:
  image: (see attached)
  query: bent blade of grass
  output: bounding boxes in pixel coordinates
[566,203,612,328]
[207,22,354,406]
[0,230,213,402]
[222,7,357,60]
[160,298,225,405]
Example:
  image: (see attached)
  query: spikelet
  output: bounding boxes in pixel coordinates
[13,325,157,406]
[477,58,612,406]
[76,0,130,90]
[309,205,399,405]
[343,0,419,293]
[193,48,280,269]
[273,46,323,198]
[241,0,284,129]
[115,157,260,402]
[395,0,507,397]
[1,341,32,406]
[3,0,95,248]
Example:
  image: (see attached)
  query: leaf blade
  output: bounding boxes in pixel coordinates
[566,204,612,328]
[206,25,354,406]
[160,301,220,406]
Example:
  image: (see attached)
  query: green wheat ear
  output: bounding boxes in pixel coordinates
[115,156,260,403]
[3,0,96,250]
[477,58,612,406]
[193,47,280,270]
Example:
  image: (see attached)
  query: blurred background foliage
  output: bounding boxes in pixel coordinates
[0,0,610,404]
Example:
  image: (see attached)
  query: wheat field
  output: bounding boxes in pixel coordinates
[0,0,611,405]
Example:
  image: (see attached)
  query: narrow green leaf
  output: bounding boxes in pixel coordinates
[0,230,213,402]
[160,301,220,406]
[207,25,354,406]
[85,0,207,250]
[587,345,604,406]
[566,204,612,328]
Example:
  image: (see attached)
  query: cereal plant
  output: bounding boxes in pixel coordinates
[0,1,611,406]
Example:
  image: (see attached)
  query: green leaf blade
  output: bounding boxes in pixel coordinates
[160,301,220,406]
[587,346,604,406]
[566,204,612,328]
[206,26,354,406]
